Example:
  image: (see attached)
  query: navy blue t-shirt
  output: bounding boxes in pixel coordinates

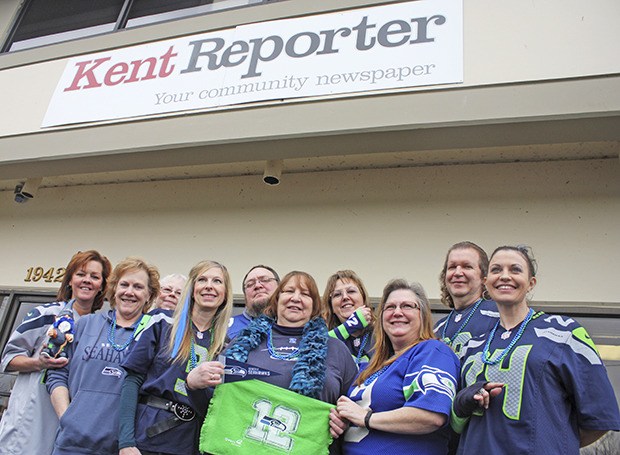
[244,324,358,405]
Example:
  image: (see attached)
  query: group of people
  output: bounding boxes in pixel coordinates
[0,243,617,455]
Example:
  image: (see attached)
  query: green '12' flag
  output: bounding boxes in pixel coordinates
[200,379,334,454]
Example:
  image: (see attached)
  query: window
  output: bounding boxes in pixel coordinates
[126,0,265,28]
[7,0,125,52]
[2,0,278,53]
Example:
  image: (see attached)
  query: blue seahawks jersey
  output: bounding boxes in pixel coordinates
[344,339,459,455]
[434,299,499,359]
[458,312,620,455]
[121,312,213,455]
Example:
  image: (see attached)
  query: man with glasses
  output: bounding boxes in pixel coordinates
[227,265,280,339]
[151,274,187,311]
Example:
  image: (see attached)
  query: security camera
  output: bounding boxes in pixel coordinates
[263,160,283,186]
[14,178,42,203]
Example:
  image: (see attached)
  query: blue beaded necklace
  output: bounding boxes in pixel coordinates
[267,326,300,360]
[482,308,534,365]
[363,364,390,386]
[441,298,483,346]
[355,333,370,366]
[107,310,141,352]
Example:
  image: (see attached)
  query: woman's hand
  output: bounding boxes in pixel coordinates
[474,382,504,409]
[358,306,373,326]
[186,361,225,390]
[329,408,349,438]
[453,381,504,417]
[5,353,68,373]
[336,396,367,428]
[119,447,141,455]
[39,354,69,370]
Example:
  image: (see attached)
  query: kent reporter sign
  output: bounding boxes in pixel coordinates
[43,0,463,127]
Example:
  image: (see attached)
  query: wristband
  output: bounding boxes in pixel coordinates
[354,308,369,328]
[329,308,370,342]
[364,409,373,429]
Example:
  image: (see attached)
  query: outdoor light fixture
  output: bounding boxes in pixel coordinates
[263,160,283,186]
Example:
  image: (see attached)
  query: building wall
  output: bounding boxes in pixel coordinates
[2,158,617,301]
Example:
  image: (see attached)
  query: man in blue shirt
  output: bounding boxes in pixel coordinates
[227,265,279,339]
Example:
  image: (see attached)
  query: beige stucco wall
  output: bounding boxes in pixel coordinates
[1,158,618,302]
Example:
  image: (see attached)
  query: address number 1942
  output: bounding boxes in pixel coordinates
[24,267,66,283]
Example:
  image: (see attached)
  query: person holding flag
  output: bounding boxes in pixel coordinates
[187,270,357,455]
[118,260,233,455]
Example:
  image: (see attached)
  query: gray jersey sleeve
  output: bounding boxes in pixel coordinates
[1,304,60,372]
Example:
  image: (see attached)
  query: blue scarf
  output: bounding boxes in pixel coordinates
[225,315,328,398]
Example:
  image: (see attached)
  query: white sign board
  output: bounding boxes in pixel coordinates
[43,0,463,127]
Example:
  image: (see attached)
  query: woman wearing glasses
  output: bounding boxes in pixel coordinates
[322,270,374,370]
[334,279,459,455]
[151,274,187,311]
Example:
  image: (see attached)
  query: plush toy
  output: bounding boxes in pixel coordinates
[41,309,75,359]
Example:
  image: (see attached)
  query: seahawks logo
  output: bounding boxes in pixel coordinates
[259,416,287,431]
[101,367,123,378]
[224,365,248,377]
[406,365,456,400]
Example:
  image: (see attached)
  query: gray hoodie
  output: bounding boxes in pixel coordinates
[46,311,151,455]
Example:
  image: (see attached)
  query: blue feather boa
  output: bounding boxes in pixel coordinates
[225,315,328,398]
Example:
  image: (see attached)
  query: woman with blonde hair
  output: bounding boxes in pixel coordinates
[334,279,459,455]
[118,260,233,455]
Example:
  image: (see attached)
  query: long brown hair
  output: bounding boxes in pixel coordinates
[489,245,537,278]
[321,270,370,330]
[57,250,112,313]
[356,279,435,385]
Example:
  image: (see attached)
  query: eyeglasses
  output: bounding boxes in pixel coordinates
[244,276,277,290]
[161,286,182,298]
[330,287,360,301]
[383,301,419,313]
